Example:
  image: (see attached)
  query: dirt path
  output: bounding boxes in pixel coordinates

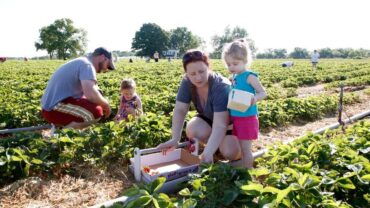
[0,164,134,208]
[296,84,327,98]
[255,88,370,151]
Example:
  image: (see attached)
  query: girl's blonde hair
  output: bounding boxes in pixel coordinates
[120,78,136,90]
[222,38,252,67]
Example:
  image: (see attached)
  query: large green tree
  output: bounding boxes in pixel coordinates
[168,27,202,57]
[131,23,169,57]
[35,18,87,60]
[210,26,256,59]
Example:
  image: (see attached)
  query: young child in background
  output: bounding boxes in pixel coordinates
[114,78,143,122]
[223,39,267,168]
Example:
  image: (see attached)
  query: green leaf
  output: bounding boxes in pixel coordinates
[157,193,173,208]
[191,190,203,198]
[262,186,280,194]
[179,188,191,196]
[283,167,299,179]
[222,189,239,205]
[337,178,356,189]
[182,198,197,208]
[11,155,23,161]
[126,195,152,208]
[24,163,30,176]
[123,186,140,197]
[291,161,313,171]
[361,174,370,182]
[240,183,263,196]
[298,174,308,187]
[31,158,43,164]
[150,177,166,193]
[307,143,316,155]
[59,136,74,143]
[152,198,159,208]
[191,179,202,190]
[289,183,301,191]
[250,167,270,177]
[276,187,291,205]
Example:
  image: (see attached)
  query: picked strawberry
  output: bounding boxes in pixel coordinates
[143,166,151,173]
[186,138,196,152]
[189,144,195,152]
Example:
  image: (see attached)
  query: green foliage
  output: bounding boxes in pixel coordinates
[178,163,253,207]
[0,113,172,185]
[35,18,87,60]
[121,177,175,208]
[257,48,288,59]
[132,23,169,57]
[169,27,202,57]
[0,59,368,130]
[210,26,256,58]
[0,58,369,206]
[258,47,370,59]
[175,121,369,207]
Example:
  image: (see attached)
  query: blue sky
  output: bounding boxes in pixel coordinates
[0,0,369,57]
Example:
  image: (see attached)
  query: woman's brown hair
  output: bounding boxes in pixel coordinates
[182,50,209,72]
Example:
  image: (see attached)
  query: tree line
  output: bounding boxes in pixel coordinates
[34,18,369,60]
[34,19,255,60]
[256,47,370,59]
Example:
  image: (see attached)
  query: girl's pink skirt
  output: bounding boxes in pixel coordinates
[231,115,259,140]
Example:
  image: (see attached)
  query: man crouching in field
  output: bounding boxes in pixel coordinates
[41,47,115,129]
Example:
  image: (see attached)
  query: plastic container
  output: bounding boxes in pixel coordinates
[227,89,254,112]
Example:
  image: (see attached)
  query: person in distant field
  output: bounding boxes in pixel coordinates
[114,78,143,122]
[281,61,294,68]
[129,58,133,63]
[153,51,159,62]
[157,49,241,164]
[223,39,267,168]
[41,47,115,129]
[0,57,6,62]
[311,50,320,69]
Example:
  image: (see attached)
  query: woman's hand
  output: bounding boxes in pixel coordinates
[200,152,213,164]
[157,138,179,155]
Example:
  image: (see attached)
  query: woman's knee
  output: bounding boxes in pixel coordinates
[185,118,211,140]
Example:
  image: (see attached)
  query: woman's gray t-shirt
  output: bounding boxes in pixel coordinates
[176,72,231,121]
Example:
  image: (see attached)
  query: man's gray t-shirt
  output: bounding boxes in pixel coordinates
[41,57,97,111]
[176,72,231,121]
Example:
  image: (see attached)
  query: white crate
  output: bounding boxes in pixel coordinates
[130,149,200,182]
[130,140,200,183]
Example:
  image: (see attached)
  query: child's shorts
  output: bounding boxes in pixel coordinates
[231,115,259,140]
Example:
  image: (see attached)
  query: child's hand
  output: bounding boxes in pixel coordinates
[126,107,136,114]
[250,96,257,106]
